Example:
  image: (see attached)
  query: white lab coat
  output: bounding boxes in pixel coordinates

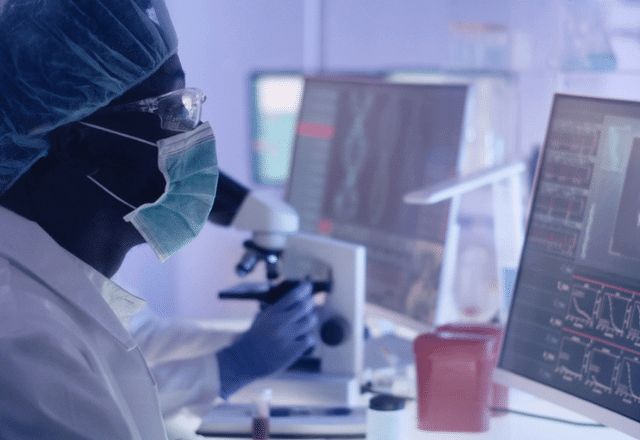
[0,206,231,439]
[128,308,236,417]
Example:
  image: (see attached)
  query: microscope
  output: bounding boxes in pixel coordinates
[209,172,366,406]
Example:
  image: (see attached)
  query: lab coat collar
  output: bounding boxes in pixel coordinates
[0,206,146,349]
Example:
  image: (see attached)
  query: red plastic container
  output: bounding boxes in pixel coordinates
[413,330,494,432]
[436,323,508,416]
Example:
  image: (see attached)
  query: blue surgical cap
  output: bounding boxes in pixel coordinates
[0,0,179,195]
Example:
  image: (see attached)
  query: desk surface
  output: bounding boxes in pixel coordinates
[167,322,637,440]
[166,390,636,440]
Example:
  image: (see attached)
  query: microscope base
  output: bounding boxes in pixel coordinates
[228,372,362,407]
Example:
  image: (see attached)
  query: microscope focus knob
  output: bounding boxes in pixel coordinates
[320,316,350,346]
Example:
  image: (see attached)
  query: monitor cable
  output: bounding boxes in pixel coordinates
[489,407,606,428]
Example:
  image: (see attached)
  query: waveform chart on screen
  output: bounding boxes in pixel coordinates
[616,357,640,402]
[566,281,598,328]
[586,348,618,392]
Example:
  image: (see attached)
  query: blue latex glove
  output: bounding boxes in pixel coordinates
[217,281,318,399]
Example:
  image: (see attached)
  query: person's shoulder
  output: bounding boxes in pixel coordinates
[0,256,87,346]
[0,294,97,391]
[0,311,137,439]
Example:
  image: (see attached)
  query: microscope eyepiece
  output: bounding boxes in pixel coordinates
[235,240,283,279]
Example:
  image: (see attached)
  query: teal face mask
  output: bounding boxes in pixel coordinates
[81,121,219,262]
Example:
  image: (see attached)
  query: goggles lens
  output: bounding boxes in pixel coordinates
[95,88,206,132]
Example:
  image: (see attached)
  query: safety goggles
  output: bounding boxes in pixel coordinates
[94,88,206,132]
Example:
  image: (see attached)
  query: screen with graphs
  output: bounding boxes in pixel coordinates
[285,76,467,329]
[499,94,640,424]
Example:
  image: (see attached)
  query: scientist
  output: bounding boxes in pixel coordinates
[0,0,317,438]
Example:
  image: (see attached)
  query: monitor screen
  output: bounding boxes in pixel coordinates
[285,76,468,331]
[496,94,640,437]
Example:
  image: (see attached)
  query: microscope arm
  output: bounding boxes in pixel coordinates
[208,171,300,280]
[208,171,250,227]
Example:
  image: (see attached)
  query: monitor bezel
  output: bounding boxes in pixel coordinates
[494,92,640,439]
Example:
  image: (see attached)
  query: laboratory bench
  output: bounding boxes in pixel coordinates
[165,388,636,439]
[159,319,638,440]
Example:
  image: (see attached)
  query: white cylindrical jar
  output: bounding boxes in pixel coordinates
[365,394,408,440]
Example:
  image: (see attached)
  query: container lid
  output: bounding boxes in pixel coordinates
[369,394,405,411]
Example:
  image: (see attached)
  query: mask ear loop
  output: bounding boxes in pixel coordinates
[79,122,157,147]
[87,175,136,210]
[79,121,155,211]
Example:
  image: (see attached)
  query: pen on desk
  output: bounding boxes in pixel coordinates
[269,406,353,417]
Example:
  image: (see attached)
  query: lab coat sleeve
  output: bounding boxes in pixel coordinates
[128,307,239,417]
[0,331,152,440]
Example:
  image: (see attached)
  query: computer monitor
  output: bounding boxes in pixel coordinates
[285,76,469,332]
[495,93,640,438]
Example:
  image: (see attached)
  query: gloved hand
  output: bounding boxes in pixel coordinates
[217,281,318,399]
